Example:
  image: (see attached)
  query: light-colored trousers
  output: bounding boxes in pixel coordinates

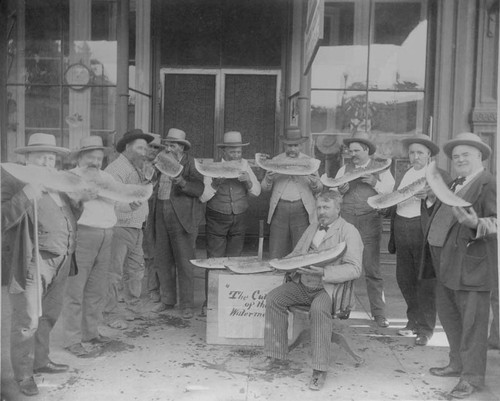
[104,227,144,312]
[264,281,333,371]
[61,225,113,346]
[9,253,70,380]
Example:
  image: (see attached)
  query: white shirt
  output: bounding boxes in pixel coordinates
[71,167,117,229]
[335,159,394,194]
[396,166,427,218]
[311,223,330,248]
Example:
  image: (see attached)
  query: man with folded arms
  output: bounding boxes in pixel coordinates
[423,132,496,399]
[254,191,363,391]
[61,136,116,357]
[1,133,82,396]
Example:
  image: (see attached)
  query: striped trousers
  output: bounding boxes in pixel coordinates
[264,281,333,371]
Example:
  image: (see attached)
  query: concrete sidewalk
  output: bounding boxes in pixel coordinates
[2,259,499,401]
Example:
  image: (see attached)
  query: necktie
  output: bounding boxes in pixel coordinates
[449,177,466,192]
[318,225,328,231]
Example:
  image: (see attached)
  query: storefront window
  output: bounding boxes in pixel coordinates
[311,0,429,177]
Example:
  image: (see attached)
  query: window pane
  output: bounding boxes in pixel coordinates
[369,2,426,90]
[90,86,116,131]
[25,87,61,130]
[368,91,424,135]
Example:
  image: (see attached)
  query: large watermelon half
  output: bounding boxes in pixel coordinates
[269,241,346,271]
[154,151,183,177]
[367,176,427,210]
[321,158,392,187]
[194,159,243,178]
[255,153,320,175]
[425,161,471,207]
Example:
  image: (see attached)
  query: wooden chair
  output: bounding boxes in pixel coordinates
[287,280,364,366]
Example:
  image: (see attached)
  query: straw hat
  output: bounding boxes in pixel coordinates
[401,134,440,156]
[70,136,110,158]
[279,127,308,145]
[443,132,491,161]
[14,133,70,156]
[217,131,249,147]
[116,129,154,153]
[163,128,191,150]
[343,132,376,155]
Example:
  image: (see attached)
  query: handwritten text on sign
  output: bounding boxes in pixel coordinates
[218,274,283,339]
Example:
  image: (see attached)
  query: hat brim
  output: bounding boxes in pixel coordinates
[401,137,440,156]
[217,142,250,147]
[116,133,154,153]
[163,139,191,151]
[69,146,112,159]
[443,139,491,161]
[279,136,308,145]
[343,138,376,155]
[14,146,70,156]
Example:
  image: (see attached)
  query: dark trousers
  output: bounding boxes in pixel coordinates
[394,215,436,336]
[269,200,309,259]
[264,281,333,371]
[430,246,490,387]
[155,200,197,310]
[342,211,385,317]
[206,208,247,258]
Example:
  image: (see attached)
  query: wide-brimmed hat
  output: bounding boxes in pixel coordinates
[14,133,70,156]
[401,134,440,157]
[217,131,249,147]
[279,127,308,145]
[343,132,376,155]
[443,132,491,161]
[148,133,165,149]
[70,135,109,158]
[116,129,154,153]
[163,128,191,150]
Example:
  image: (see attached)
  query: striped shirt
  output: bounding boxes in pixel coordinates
[104,154,149,229]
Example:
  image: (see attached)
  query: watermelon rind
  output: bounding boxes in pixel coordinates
[321,158,392,187]
[425,161,471,207]
[194,159,242,178]
[255,153,320,176]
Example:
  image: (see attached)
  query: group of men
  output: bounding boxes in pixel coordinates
[1,126,497,398]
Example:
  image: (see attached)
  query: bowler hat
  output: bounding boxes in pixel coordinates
[116,129,154,153]
[163,128,191,150]
[217,131,249,147]
[14,133,70,156]
[343,132,376,155]
[443,132,491,161]
[401,134,439,157]
[279,127,308,145]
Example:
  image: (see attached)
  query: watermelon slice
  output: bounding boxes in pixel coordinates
[194,159,243,178]
[154,151,183,177]
[321,158,392,187]
[425,161,471,207]
[224,258,273,274]
[269,242,346,271]
[367,176,427,209]
[255,153,320,176]
[190,256,259,269]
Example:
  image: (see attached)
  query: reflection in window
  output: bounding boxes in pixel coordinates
[311,0,429,177]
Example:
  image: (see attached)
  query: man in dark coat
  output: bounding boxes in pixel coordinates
[422,132,497,399]
[148,128,205,319]
[1,133,82,396]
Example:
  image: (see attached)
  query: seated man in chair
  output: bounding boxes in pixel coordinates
[253,190,363,391]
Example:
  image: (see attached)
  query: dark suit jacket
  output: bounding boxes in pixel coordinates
[420,170,497,291]
[148,153,205,238]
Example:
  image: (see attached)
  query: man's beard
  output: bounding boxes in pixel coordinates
[129,153,145,169]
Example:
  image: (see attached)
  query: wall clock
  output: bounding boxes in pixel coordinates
[64,62,91,91]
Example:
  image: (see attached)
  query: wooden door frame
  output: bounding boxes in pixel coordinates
[160,68,281,158]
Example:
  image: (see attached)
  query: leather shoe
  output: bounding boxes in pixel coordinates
[252,357,289,371]
[374,316,389,328]
[449,380,476,399]
[18,376,38,396]
[151,303,174,313]
[429,365,461,377]
[182,308,193,319]
[34,360,69,374]
[88,335,112,345]
[309,370,327,391]
[415,334,429,346]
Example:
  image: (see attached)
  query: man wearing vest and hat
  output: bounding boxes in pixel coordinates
[1,133,82,396]
[61,136,117,357]
[423,133,496,399]
[388,134,450,346]
[103,128,154,327]
[333,132,395,328]
[149,128,204,319]
[199,131,261,315]
[261,127,323,259]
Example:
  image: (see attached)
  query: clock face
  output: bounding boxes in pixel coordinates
[65,63,91,90]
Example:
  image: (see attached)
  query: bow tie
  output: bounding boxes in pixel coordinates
[318,225,329,231]
[450,177,466,191]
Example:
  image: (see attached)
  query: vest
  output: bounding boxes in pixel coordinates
[341,160,379,216]
[37,193,77,256]
[207,179,249,215]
